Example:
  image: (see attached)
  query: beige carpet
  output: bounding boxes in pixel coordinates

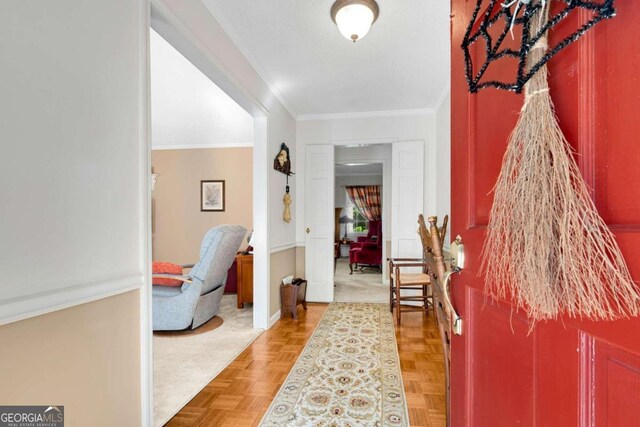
[260,303,409,426]
[334,258,388,303]
[153,294,263,426]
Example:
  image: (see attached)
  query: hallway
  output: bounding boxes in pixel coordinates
[333,258,388,303]
[166,304,446,427]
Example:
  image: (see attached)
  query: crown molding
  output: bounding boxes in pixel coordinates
[297,108,435,122]
[152,142,253,150]
[202,0,298,120]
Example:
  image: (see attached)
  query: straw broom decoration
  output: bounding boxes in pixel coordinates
[481,1,640,322]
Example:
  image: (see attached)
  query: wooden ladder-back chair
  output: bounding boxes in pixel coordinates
[424,215,455,427]
[388,214,448,324]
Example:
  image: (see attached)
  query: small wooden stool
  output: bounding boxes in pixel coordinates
[280,279,308,319]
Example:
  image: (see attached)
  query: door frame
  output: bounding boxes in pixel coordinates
[146,2,272,424]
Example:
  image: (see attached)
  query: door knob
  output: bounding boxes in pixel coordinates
[306,227,310,234]
[445,235,464,335]
[450,235,465,269]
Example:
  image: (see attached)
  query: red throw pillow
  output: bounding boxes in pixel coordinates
[152,262,184,287]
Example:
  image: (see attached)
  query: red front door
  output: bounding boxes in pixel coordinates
[450,1,640,425]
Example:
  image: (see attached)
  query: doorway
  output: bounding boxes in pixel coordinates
[148,5,271,426]
[334,156,387,303]
[304,141,427,305]
[148,27,263,425]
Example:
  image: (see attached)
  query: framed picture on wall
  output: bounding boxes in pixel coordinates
[201,180,225,212]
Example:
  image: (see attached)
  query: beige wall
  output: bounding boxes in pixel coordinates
[0,291,141,427]
[152,148,253,264]
[270,248,297,317]
[295,246,306,278]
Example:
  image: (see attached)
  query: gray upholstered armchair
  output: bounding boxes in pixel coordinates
[152,224,247,331]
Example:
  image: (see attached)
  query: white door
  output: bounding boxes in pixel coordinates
[391,141,424,259]
[304,144,334,302]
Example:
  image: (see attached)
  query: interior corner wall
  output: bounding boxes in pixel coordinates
[151,147,253,263]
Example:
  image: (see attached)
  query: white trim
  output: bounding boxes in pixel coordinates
[0,274,144,326]
[335,172,384,177]
[296,241,305,247]
[150,1,270,119]
[268,309,281,328]
[152,142,253,150]
[297,108,434,122]
[139,2,153,426]
[270,242,297,254]
[331,137,398,147]
[434,86,450,113]
[200,0,298,120]
[252,116,270,331]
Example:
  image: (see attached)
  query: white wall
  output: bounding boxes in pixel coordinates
[150,29,253,149]
[296,113,436,245]
[0,0,147,326]
[434,92,451,241]
[0,0,148,424]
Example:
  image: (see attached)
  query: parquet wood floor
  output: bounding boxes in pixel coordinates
[166,304,446,427]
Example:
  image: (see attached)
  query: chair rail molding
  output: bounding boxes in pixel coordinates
[0,272,144,326]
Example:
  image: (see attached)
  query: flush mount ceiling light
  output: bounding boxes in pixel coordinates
[331,0,380,42]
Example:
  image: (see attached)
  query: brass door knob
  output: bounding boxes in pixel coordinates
[306,227,310,234]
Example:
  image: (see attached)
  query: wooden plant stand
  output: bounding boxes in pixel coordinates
[280,279,308,319]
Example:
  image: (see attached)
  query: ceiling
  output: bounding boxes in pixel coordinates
[202,0,450,116]
[150,29,253,149]
[335,163,383,176]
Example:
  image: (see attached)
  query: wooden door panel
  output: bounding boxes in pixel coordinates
[591,0,640,225]
[469,91,521,226]
[451,0,640,425]
[467,289,534,427]
[593,338,640,426]
[535,324,581,427]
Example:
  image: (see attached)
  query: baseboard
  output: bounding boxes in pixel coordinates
[268,310,281,328]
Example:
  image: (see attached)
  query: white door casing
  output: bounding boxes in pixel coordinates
[391,141,424,260]
[304,144,335,302]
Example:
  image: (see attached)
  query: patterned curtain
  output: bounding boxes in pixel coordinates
[346,185,381,221]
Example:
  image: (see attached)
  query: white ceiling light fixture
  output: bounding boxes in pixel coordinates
[331,0,380,43]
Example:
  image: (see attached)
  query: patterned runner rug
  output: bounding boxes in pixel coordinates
[260,303,409,426]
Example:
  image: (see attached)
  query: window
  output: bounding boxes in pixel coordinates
[345,190,368,234]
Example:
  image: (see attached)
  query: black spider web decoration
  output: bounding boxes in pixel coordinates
[462,0,616,93]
